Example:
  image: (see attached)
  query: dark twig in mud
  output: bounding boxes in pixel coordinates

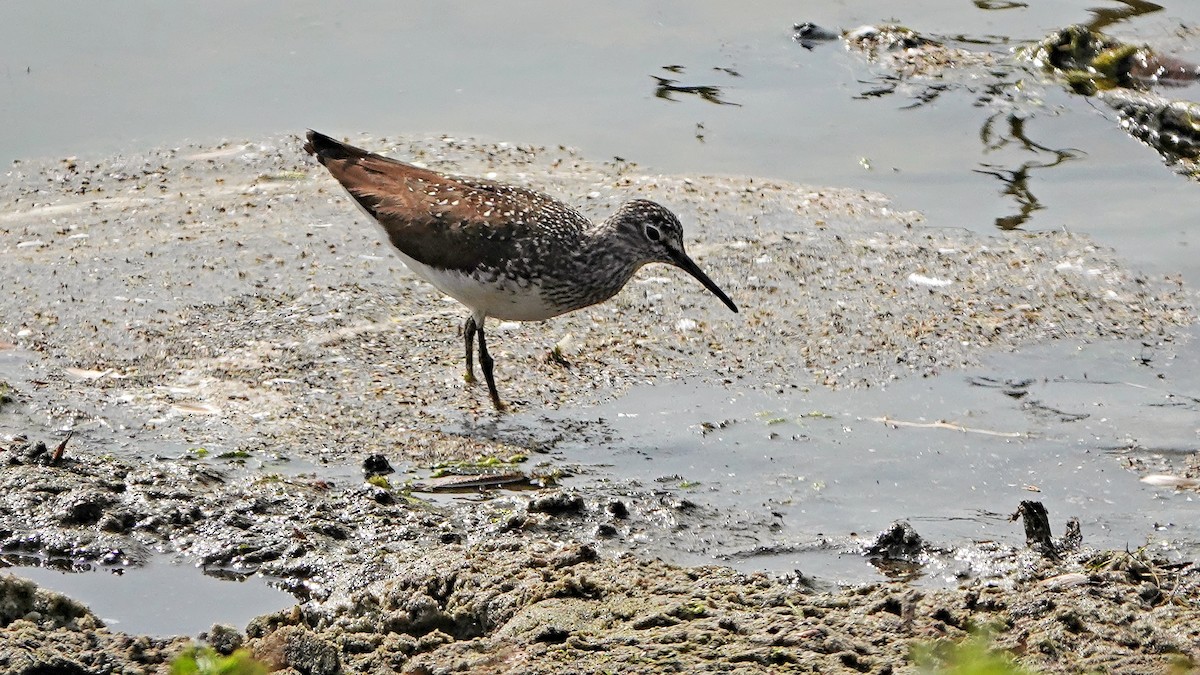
[49,430,73,466]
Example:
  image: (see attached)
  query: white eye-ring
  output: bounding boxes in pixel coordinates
[644,225,662,242]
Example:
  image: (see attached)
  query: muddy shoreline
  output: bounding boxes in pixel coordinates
[2,134,1198,673]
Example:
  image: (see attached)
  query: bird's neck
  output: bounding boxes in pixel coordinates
[548,220,645,312]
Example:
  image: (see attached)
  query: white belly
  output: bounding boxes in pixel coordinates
[395,250,562,322]
[349,201,564,322]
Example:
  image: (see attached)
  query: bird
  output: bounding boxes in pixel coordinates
[303,130,738,410]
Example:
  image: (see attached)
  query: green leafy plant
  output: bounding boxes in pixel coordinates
[911,627,1037,675]
[170,646,267,675]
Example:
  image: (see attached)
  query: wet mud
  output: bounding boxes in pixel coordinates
[1,133,1197,672]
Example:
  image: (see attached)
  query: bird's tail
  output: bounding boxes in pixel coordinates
[303,130,369,165]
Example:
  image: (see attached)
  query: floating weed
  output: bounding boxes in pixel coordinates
[187,448,210,459]
[392,486,430,506]
[531,464,568,487]
[755,411,788,425]
[756,410,836,425]
[429,454,528,477]
[398,492,429,506]
[216,450,252,461]
[699,419,733,436]
[366,475,392,489]
[1090,44,1140,79]
[678,480,702,490]
[170,645,267,675]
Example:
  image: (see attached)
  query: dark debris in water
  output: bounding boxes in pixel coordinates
[866,520,926,560]
[837,22,1200,178]
[411,471,530,493]
[651,75,742,106]
[792,22,841,50]
[360,453,393,477]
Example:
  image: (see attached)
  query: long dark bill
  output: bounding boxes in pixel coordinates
[668,249,739,313]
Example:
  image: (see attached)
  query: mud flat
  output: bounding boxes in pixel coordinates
[1,134,1196,673]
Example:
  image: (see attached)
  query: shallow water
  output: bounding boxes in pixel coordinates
[541,326,1200,583]
[3,1,1200,284]
[4,559,293,636]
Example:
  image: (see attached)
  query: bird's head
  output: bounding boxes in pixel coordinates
[610,199,738,313]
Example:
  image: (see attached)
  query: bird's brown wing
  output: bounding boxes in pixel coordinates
[305,130,585,273]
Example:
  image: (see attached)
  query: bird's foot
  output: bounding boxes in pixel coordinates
[464,371,477,384]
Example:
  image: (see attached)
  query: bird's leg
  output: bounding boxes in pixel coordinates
[463,316,478,384]
[475,322,505,411]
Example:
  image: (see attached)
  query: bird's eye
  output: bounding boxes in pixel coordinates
[644,225,662,242]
